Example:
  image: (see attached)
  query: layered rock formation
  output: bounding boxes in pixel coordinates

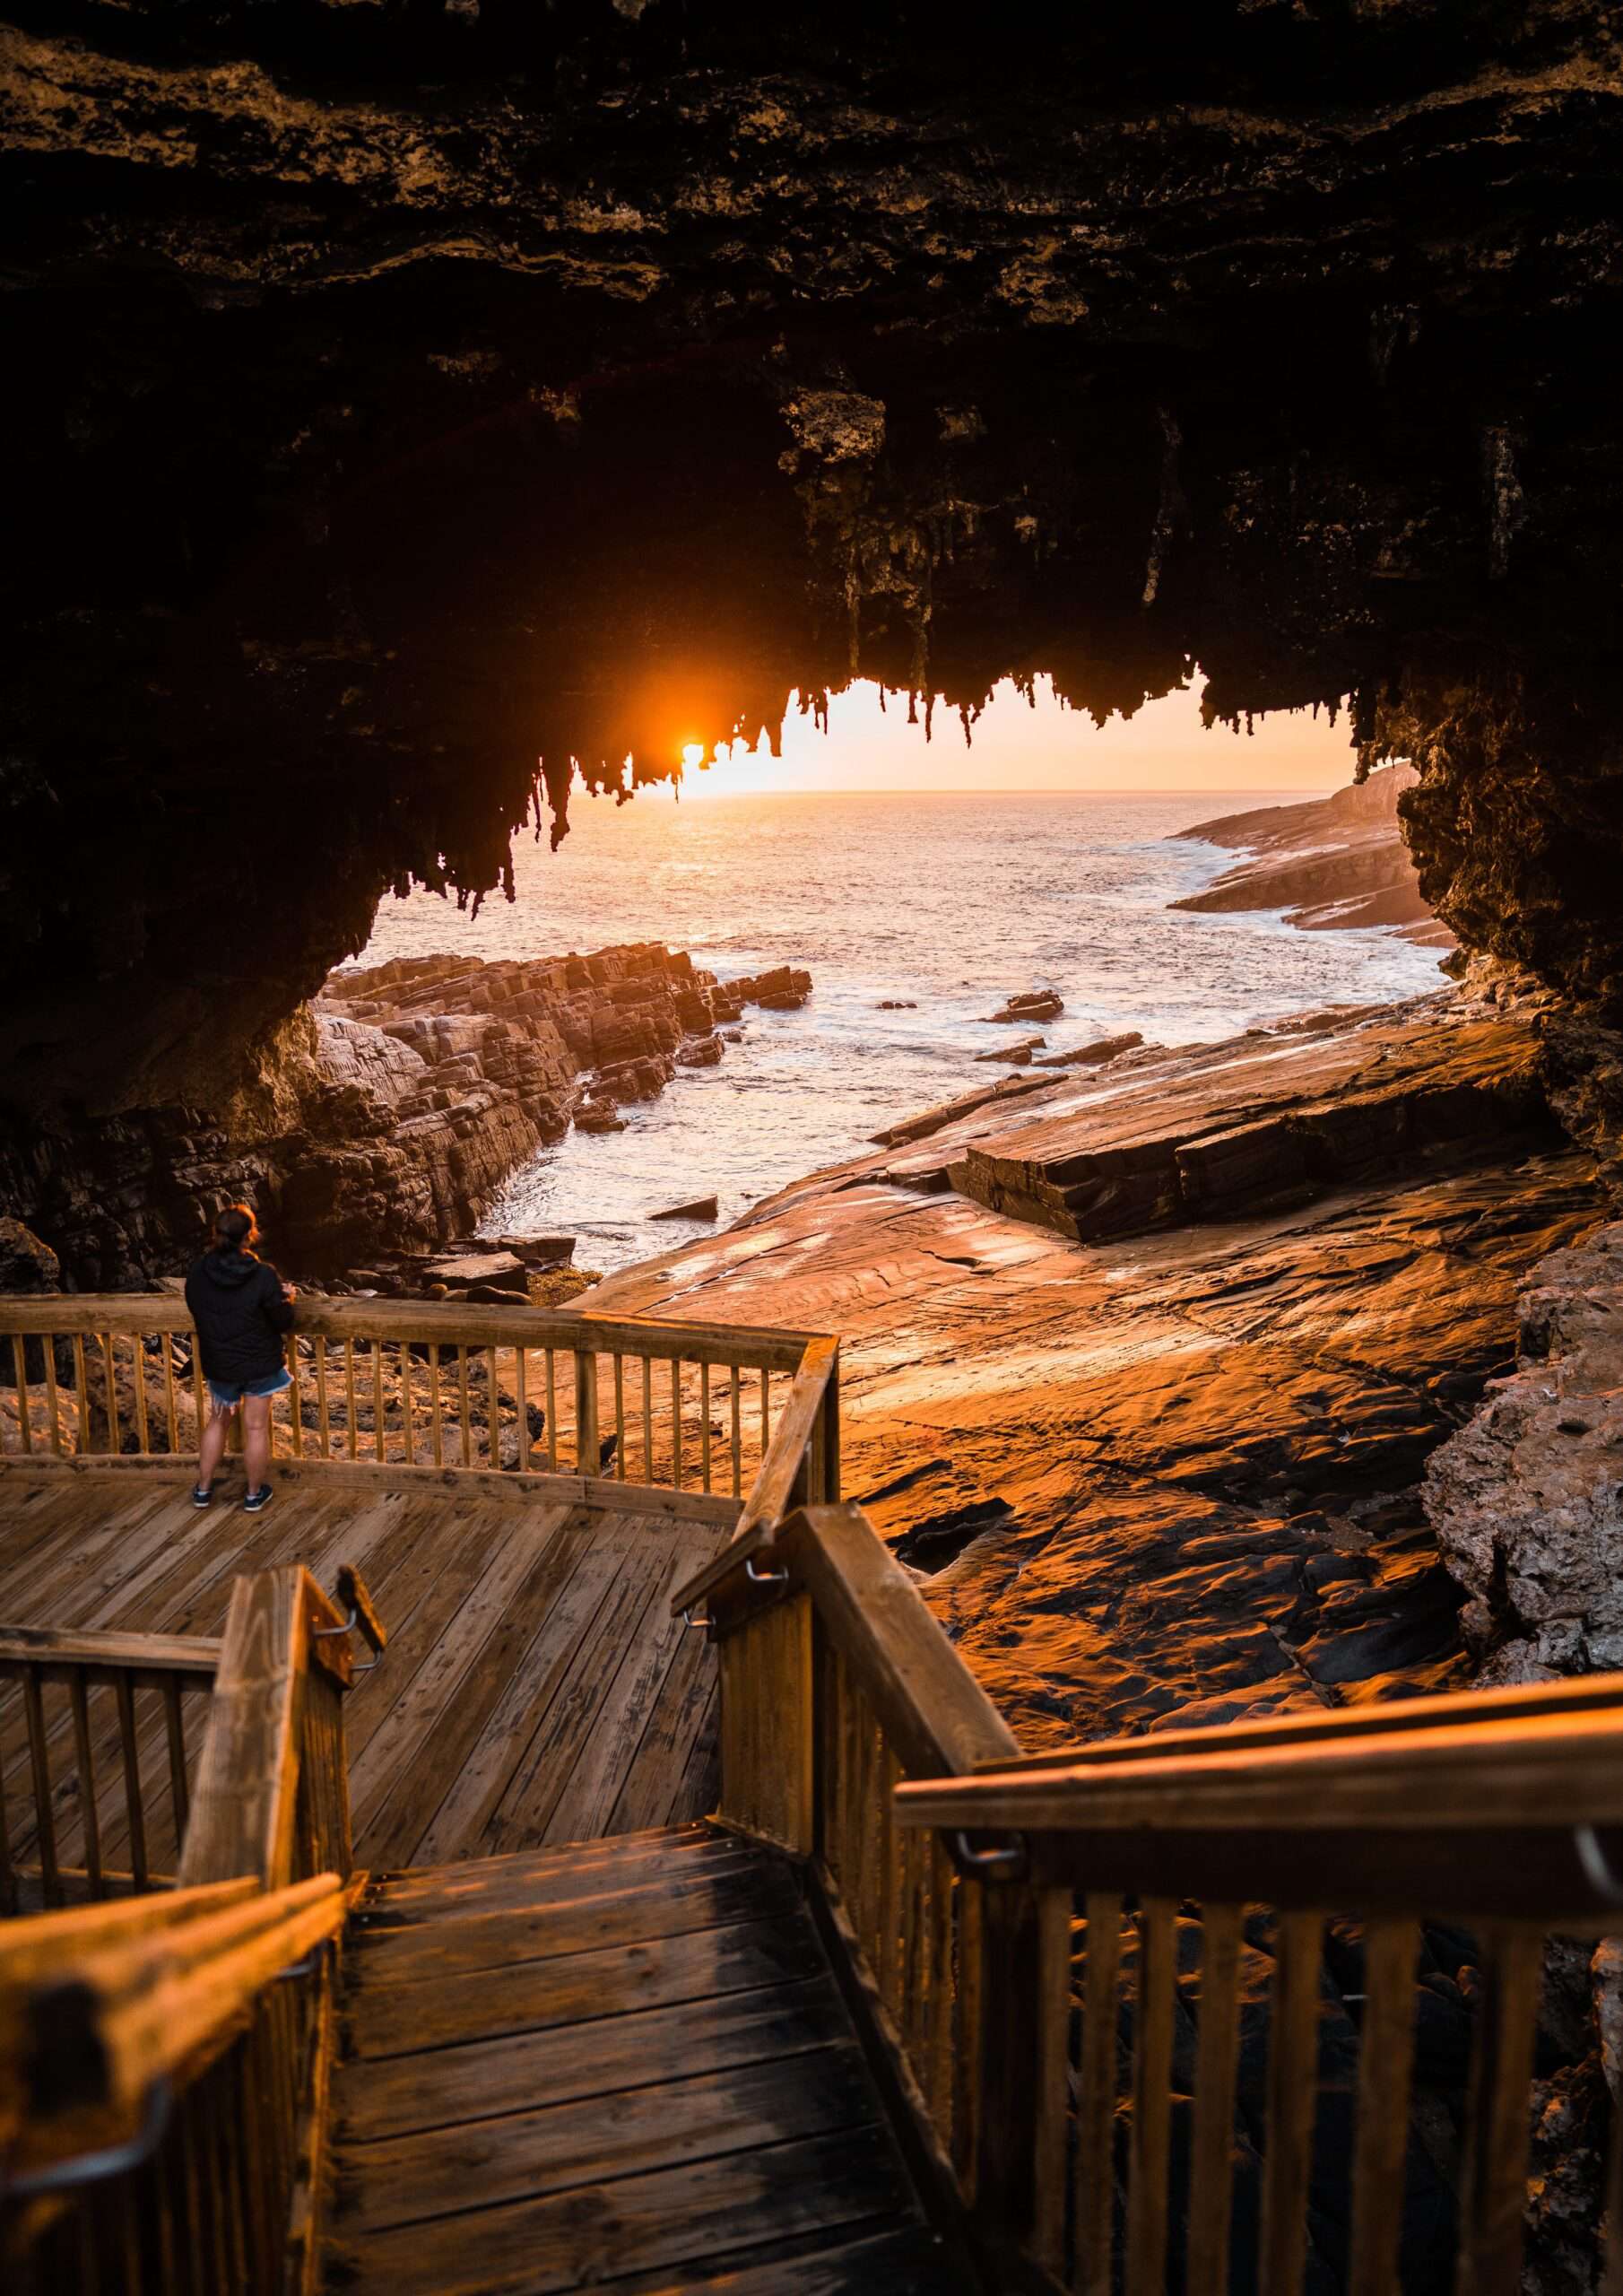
[0,943,810,1286]
[586,989,1604,1740]
[1174,766,1453,948]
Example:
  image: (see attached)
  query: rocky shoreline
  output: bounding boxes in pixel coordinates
[0,944,810,1291]
[1173,765,1454,950]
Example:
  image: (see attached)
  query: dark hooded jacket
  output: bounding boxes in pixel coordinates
[184,1248,295,1387]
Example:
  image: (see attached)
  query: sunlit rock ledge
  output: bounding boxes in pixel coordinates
[586,986,1608,1744]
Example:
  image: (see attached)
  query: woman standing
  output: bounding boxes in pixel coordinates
[184,1203,297,1512]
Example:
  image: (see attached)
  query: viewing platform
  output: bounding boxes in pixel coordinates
[4,1293,1623,2294]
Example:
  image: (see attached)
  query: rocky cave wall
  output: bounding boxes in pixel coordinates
[2,2,1622,1273]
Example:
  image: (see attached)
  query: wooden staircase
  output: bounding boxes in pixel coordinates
[320,1824,973,2294]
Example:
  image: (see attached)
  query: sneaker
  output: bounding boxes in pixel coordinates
[243,1484,274,1514]
[191,1484,213,1509]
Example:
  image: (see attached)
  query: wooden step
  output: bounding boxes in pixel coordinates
[322,1832,975,2293]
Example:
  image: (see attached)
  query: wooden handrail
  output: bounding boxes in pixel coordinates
[0,1626,221,1682]
[179,1566,357,1890]
[895,1700,1623,1835]
[8,1874,347,2121]
[965,1663,1623,1771]
[0,1292,821,1372]
[669,1339,840,1611]
[785,1502,1016,1777]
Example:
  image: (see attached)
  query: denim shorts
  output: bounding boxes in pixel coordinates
[206,1367,292,1409]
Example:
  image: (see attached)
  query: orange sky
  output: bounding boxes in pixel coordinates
[681,675,1357,796]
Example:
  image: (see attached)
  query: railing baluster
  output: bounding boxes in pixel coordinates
[759,1365,769,1463]
[515,1344,530,1469]
[730,1364,742,1498]
[699,1362,712,1493]
[22,1668,61,1906]
[315,1335,331,1459]
[428,1340,444,1465]
[671,1358,683,1491]
[190,1339,206,1461]
[288,1342,304,1458]
[46,1332,65,1455]
[545,1347,558,1471]
[162,1332,178,1453]
[642,1354,654,1483]
[1454,1927,1544,2296]
[344,1341,359,1458]
[575,1348,600,1475]
[1125,1896,1177,2296]
[1350,1918,1421,2296]
[372,1337,386,1464]
[485,1344,499,1467]
[613,1353,626,1480]
[1076,1890,1124,2296]
[1188,1901,1245,2296]
[164,1676,191,1853]
[69,1672,104,1899]
[116,1665,149,1890]
[457,1345,472,1467]
[100,1329,120,1452]
[1261,1909,1323,2296]
[132,1333,151,1455]
[9,1332,32,1454]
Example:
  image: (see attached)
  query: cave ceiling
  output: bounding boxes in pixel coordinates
[3,0,1623,1123]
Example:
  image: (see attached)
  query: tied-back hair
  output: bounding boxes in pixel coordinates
[213,1203,257,1255]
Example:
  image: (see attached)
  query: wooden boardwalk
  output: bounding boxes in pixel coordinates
[0,1465,733,1873]
[324,1826,967,2293]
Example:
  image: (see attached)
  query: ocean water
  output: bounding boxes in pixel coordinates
[352,788,1447,1273]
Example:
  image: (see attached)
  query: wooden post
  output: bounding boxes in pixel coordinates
[717,1596,815,1855]
[179,1569,308,1889]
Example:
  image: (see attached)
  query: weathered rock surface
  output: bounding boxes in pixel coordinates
[2,944,810,1286]
[1175,766,1454,948]
[586,988,1605,1744]
[1426,1222,1623,1682]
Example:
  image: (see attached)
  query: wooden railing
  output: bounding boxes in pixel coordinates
[680,1502,1623,2296]
[1,1627,220,1911]
[673,1500,1046,2285]
[1,1561,381,2290]
[0,1295,834,1515]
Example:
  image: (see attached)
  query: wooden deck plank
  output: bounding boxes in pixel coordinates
[369,1823,733,1904]
[406,1520,650,1867]
[355,1827,761,1919]
[605,1627,720,1837]
[592,2222,972,2294]
[338,1975,854,2144]
[347,1507,578,1860]
[540,1526,721,1849]
[319,2124,918,2296]
[330,2043,879,2238]
[357,1509,602,1869]
[350,1857,800,1985]
[346,1913,829,2060]
[481,1526,673,1855]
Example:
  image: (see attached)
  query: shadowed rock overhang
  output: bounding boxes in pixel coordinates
[3,0,1623,1126]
